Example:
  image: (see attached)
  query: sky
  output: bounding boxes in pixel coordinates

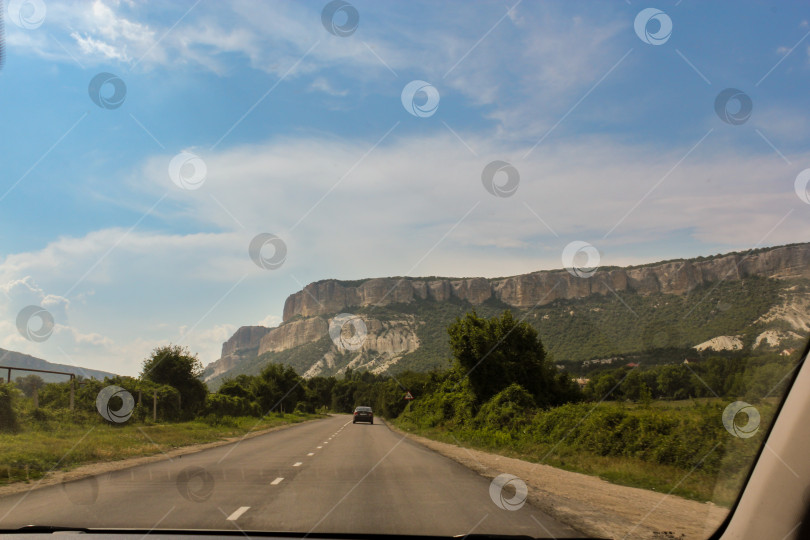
[0,0,809,376]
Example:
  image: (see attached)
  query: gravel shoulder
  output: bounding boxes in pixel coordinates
[385,421,729,540]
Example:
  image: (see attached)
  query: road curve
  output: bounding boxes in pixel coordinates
[0,415,581,537]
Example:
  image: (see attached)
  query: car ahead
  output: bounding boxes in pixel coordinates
[352,406,373,424]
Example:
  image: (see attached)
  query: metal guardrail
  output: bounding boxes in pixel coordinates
[0,365,76,409]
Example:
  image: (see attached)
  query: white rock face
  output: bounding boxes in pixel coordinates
[753,329,803,348]
[258,317,328,355]
[301,315,420,378]
[694,336,744,352]
[755,290,810,333]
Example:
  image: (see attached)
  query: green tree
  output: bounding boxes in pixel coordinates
[251,364,304,414]
[330,377,357,412]
[304,376,337,410]
[14,374,45,398]
[0,384,19,432]
[448,310,577,407]
[219,375,254,399]
[622,370,654,402]
[140,345,207,417]
[587,370,622,401]
[656,365,694,400]
[639,382,653,407]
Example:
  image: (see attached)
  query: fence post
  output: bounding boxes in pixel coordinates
[153,391,157,422]
[69,378,75,411]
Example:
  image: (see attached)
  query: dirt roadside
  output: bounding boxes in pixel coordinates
[385,421,729,540]
[0,417,321,499]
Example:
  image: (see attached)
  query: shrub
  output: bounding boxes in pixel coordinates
[474,383,536,431]
[203,393,259,418]
[0,384,20,432]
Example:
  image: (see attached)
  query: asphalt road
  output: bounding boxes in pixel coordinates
[0,415,580,537]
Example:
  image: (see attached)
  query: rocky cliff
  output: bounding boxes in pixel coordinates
[203,242,810,386]
[203,325,271,382]
[281,243,810,320]
[301,315,421,378]
[258,317,328,355]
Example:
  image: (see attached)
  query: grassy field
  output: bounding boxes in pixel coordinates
[1,410,321,486]
[395,397,773,506]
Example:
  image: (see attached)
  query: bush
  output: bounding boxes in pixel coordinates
[0,384,20,432]
[399,375,475,429]
[203,393,259,417]
[294,401,314,414]
[37,377,182,422]
[474,383,536,432]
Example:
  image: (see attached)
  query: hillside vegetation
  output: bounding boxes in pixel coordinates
[3,308,802,507]
[209,274,805,385]
[203,310,801,505]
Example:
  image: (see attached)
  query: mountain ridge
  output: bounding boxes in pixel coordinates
[282,243,810,320]
[0,348,117,383]
[203,242,810,387]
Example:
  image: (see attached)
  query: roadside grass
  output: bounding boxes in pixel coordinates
[394,398,768,507]
[0,410,321,486]
[395,422,744,506]
[636,397,781,409]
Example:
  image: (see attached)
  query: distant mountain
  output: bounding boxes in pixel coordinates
[203,243,810,389]
[0,348,117,383]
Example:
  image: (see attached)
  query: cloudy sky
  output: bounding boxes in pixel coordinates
[1,0,809,376]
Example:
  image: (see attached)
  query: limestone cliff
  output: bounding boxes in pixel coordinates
[204,242,810,385]
[281,243,810,320]
[301,315,421,378]
[258,317,328,355]
[202,325,270,381]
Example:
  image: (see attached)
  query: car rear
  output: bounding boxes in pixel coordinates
[353,406,373,424]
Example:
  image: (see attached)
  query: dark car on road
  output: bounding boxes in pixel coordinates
[353,406,373,424]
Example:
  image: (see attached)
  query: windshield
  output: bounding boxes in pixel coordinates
[0,1,808,539]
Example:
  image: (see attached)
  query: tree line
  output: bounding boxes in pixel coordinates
[583,353,796,403]
[2,309,798,433]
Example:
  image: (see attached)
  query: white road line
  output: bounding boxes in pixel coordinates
[317,446,323,449]
[226,506,250,521]
[270,477,284,485]
[293,462,302,467]
[307,452,314,456]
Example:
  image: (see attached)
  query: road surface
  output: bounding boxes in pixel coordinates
[0,415,580,537]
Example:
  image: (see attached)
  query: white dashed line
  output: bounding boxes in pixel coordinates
[293,462,302,467]
[270,477,284,485]
[226,506,250,521]
[307,452,314,456]
[317,446,322,449]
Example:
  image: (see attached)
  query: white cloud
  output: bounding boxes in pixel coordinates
[257,314,282,328]
[6,1,630,137]
[2,129,807,376]
[72,32,130,62]
[309,77,348,96]
[179,323,237,363]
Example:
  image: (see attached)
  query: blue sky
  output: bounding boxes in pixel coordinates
[1,0,809,375]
